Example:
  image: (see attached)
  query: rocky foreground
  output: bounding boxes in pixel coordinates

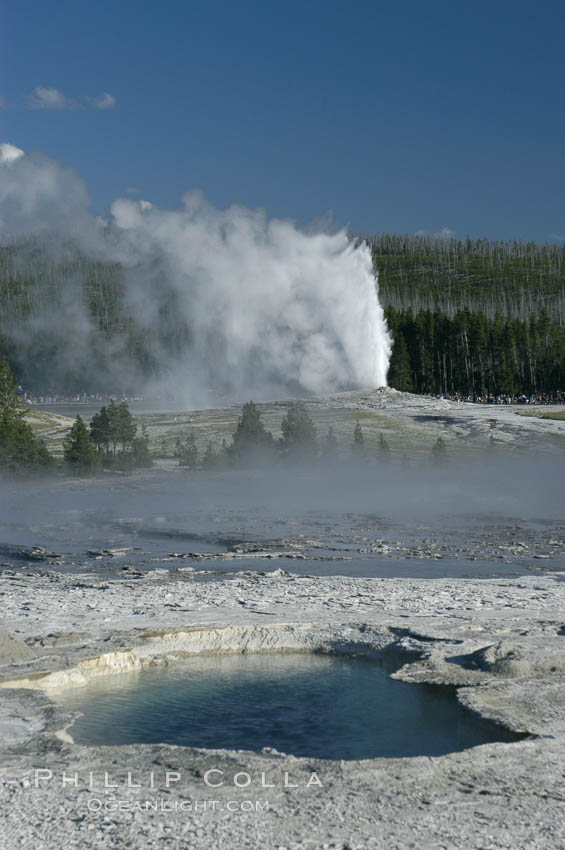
[1,567,565,849]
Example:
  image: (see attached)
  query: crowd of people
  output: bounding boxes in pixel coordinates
[17,387,565,409]
[437,392,565,405]
[18,390,144,406]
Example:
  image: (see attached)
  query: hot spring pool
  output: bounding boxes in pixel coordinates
[55,653,522,759]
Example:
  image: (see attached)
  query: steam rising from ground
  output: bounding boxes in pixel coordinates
[1,456,564,580]
[0,144,391,405]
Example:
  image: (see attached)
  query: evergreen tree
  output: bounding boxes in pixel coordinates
[384,305,564,398]
[90,406,111,454]
[280,401,318,460]
[280,401,317,459]
[231,401,274,463]
[87,400,146,471]
[351,420,365,457]
[322,426,338,459]
[132,424,153,467]
[175,433,198,468]
[378,432,391,461]
[0,412,53,475]
[0,360,21,412]
[99,400,134,454]
[116,401,137,452]
[106,400,121,454]
[0,362,53,475]
[64,416,98,474]
[387,334,413,392]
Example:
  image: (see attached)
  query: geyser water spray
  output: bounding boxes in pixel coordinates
[0,144,391,405]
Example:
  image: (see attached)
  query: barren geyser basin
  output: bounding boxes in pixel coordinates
[1,408,565,850]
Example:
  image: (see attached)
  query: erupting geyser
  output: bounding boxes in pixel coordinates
[0,143,392,404]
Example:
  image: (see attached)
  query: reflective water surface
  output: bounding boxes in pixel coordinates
[55,653,523,759]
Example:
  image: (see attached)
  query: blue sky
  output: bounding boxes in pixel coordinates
[1,0,564,241]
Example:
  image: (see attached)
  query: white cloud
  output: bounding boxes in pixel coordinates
[91,92,116,110]
[0,143,24,165]
[26,87,116,111]
[436,226,455,239]
[414,227,455,239]
[29,86,75,110]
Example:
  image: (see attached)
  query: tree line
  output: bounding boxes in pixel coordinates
[1,360,453,477]
[0,361,151,476]
[386,306,564,398]
[63,400,152,473]
[175,400,322,469]
[365,233,565,323]
[0,361,53,475]
[173,400,447,468]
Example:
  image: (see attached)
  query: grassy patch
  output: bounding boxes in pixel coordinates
[540,411,565,421]
[516,409,565,421]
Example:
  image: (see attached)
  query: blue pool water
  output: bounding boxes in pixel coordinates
[56,653,522,759]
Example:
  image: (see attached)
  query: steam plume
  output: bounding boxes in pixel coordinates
[0,145,391,405]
